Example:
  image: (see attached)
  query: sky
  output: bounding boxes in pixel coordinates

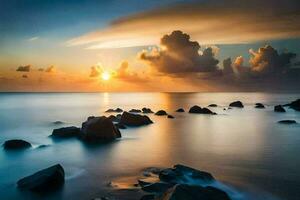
[0,0,300,92]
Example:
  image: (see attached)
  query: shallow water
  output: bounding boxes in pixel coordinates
[0,92,299,200]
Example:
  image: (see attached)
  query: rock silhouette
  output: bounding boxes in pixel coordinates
[189,105,215,114]
[278,120,297,124]
[3,139,32,150]
[142,107,154,113]
[120,111,153,126]
[17,164,65,192]
[51,126,80,138]
[274,105,286,112]
[229,101,244,108]
[255,103,265,108]
[175,108,185,112]
[155,110,168,116]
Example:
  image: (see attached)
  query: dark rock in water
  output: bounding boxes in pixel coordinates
[115,123,127,129]
[142,182,173,193]
[51,126,80,138]
[255,103,265,109]
[274,105,286,112]
[107,115,120,123]
[105,108,123,113]
[159,164,214,184]
[289,99,300,111]
[52,121,64,125]
[175,108,185,112]
[3,139,32,150]
[129,109,142,113]
[81,116,121,142]
[278,120,297,124]
[158,184,231,200]
[155,110,168,116]
[17,164,65,192]
[87,116,95,121]
[167,115,175,119]
[229,101,244,108]
[189,106,215,114]
[37,144,50,149]
[142,107,154,113]
[120,111,153,126]
[208,104,218,107]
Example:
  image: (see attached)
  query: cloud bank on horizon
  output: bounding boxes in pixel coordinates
[68,0,300,49]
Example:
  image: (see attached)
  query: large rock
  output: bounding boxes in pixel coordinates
[158,184,231,200]
[3,139,32,150]
[155,110,168,116]
[188,106,215,114]
[81,116,121,142]
[274,105,286,112]
[175,108,185,112]
[229,101,244,108]
[17,164,65,192]
[289,99,300,111]
[159,164,214,184]
[255,103,265,109]
[120,112,153,126]
[51,126,80,138]
[142,107,154,114]
[105,108,123,113]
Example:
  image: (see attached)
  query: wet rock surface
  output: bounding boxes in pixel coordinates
[120,112,153,126]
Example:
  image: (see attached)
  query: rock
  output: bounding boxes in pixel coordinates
[51,126,80,138]
[167,115,175,119]
[155,110,168,116]
[188,106,215,114]
[17,164,65,192]
[129,109,142,113]
[115,123,127,129]
[158,184,231,200]
[289,99,300,111]
[107,115,119,122]
[120,112,153,126]
[274,105,286,112]
[52,121,64,125]
[159,164,214,184]
[81,116,121,142]
[175,108,185,112]
[3,139,32,150]
[229,101,244,108]
[208,104,218,107]
[141,182,174,193]
[105,108,123,113]
[278,120,297,124]
[142,107,154,113]
[255,103,265,109]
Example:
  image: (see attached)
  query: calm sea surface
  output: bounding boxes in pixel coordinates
[0,92,299,200]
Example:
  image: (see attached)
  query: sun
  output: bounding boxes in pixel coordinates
[101,71,111,81]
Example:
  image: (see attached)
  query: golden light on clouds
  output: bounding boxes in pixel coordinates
[101,71,111,81]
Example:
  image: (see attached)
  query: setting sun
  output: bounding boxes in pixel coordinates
[101,71,111,81]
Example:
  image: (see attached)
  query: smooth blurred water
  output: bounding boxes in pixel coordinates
[0,92,299,200]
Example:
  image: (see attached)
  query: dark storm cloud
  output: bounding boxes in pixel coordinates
[16,65,31,72]
[139,30,219,75]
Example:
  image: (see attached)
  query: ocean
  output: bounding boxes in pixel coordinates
[0,92,299,200]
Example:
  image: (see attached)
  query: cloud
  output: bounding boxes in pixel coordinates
[45,65,56,73]
[27,37,39,42]
[115,61,147,82]
[89,65,103,77]
[222,58,234,75]
[139,30,219,75]
[67,0,300,49]
[249,45,296,76]
[16,65,31,72]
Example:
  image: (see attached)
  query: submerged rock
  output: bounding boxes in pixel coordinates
[188,106,215,114]
[17,164,65,192]
[175,108,185,112]
[81,116,121,142]
[208,104,218,107]
[158,184,231,200]
[51,126,80,138]
[255,103,265,109]
[278,120,297,124]
[142,108,154,114]
[120,111,153,126]
[155,110,168,116]
[105,108,123,113]
[229,101,244,108]
[129,109,142,113]
[52,121,64,125]
[3,139,32,150]
[274,105,286,112]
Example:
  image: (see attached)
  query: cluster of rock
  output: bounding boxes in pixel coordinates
[137,164,231,200]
